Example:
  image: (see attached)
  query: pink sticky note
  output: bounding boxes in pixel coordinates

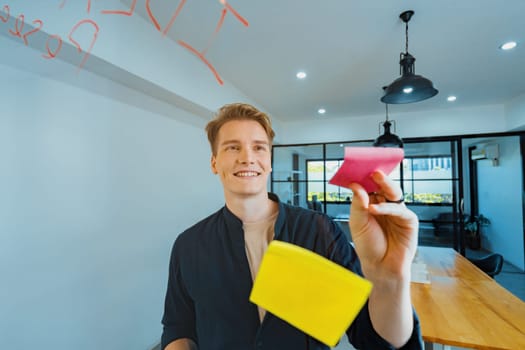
[329,147,404,193]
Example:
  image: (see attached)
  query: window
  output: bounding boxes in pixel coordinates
[304,155,453,205]
[403,156,453,204]
[271,139,463,249]
[273,141,458,211]
[306,160,352,203]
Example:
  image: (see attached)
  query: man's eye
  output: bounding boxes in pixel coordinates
[255,146,267,151]
[227,145,239,151]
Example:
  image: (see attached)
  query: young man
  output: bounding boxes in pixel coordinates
[161,103,423,350]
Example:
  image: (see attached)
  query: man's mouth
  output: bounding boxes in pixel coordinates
[234,171,261,177]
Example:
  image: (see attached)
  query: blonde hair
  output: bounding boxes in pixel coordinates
[205,103,275,155]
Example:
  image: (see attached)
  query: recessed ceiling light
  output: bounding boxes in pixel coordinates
[403,87,413,94]
[447,95,457,102]
[317,108,326,115]
[296,71,307,79]
[500,41,517,50]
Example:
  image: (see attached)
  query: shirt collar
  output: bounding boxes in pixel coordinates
[221,193,286,239]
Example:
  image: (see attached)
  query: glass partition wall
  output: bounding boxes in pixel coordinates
[271,140,462,249]
[272,144,324,209]
[403,141,462,249]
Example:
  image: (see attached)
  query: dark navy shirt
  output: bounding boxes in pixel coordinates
[161,193,423,350]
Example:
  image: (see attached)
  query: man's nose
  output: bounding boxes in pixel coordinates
[238,148,255,164]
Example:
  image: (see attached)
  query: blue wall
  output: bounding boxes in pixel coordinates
[476,136,525,270]
[0,62,223,350]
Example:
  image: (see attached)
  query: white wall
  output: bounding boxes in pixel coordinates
[0,63,224,349]
[506,92,525,131]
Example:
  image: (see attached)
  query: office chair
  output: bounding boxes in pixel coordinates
[468,253,504,278]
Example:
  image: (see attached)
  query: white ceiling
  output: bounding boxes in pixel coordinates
[126,0,525,121]
[1,1,524,125]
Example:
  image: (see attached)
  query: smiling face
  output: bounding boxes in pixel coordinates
[211,119,272,200]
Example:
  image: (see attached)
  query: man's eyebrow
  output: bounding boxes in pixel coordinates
[253,140,270,146]
[219,139,269,146]
[219,140,241,146]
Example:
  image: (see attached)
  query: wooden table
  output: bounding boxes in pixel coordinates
[411,246,525,350]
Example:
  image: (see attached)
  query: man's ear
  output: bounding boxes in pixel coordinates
[211,155,218,174]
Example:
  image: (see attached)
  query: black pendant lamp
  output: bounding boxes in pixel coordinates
[381,10,438,104]
[373,103,404,148]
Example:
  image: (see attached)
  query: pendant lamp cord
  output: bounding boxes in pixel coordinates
[405,21,409,54]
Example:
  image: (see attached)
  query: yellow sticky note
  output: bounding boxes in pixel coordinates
[249,240,372,347]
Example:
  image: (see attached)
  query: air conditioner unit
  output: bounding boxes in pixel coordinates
[471,143,499,165]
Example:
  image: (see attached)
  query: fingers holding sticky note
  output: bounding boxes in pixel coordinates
[249,241,373,347]
[329,147,404,193]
